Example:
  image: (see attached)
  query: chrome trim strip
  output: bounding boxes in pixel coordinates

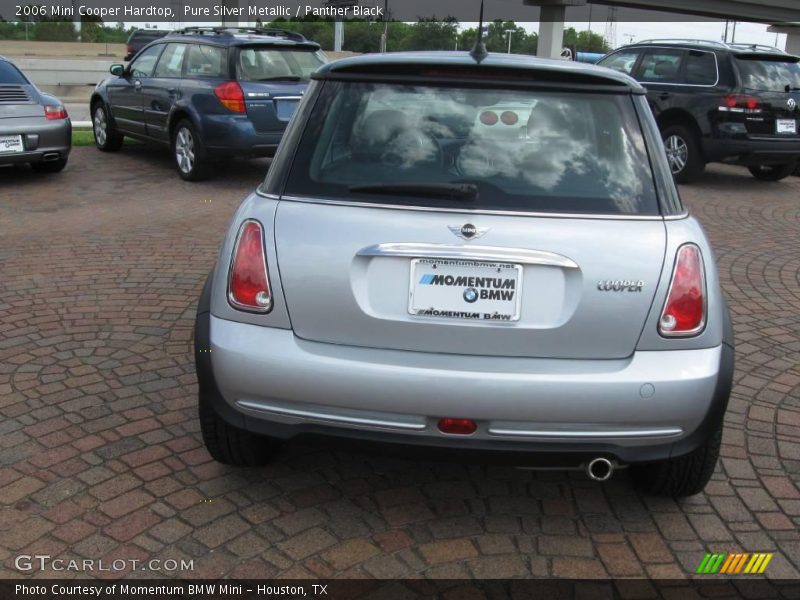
[488,426,683,439]
[236,400,427,431]
[605,46,720,88]
[358,243,579,269]
[273,96,303,101]
[267,193,669,221]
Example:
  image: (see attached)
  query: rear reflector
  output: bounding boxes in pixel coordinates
[658,244,706,337]
[44,105,68,120]
[438,418,477,435]
[214,81,246,113]
[228,220,272,313]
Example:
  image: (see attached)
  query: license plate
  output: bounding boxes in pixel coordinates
[776,119,797,135]
[409,258,523,322]
[0,135,23,153]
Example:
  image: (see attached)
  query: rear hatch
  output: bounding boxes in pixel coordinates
[236,45,326,133]
[730,53,800,138]
[272,77,667,360]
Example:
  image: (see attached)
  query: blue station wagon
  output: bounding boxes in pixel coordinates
[90,27,327,180]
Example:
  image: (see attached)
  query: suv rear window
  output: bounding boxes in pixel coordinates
[237,48,326,82]
[284,82,659,215]
[735,56,800,92]
[0,61,28,84]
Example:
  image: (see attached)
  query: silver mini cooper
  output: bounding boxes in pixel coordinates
[195,52,734,497]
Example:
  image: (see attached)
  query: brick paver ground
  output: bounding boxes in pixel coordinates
[1,147,799,580]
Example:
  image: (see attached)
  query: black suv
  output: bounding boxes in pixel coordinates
[91,27,326,180]
[124,29,169,62]
[598,40,800,182]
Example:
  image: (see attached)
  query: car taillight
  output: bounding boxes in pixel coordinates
[214,81,245,113]
[44,105,68,120]
[126,45,134,55]
[658,244,706,337]
[500,111,518,126]
[438,418,477,435]
[719,94,762,113]
[228,220,272,313]
[480,111,498,126]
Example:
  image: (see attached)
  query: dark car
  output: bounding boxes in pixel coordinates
[0,55,71,173]
[598,40,800,182]
[90,27,326,180]
[124,29,170,62]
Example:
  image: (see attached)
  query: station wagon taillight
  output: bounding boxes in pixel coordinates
[214,81,246,113]
[658,244,706,337]
[228,220,272,313]
[44,105,68,120]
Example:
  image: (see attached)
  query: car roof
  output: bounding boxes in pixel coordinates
[164,27,320,50]
[613,39,798,60]
[313,51,645,92]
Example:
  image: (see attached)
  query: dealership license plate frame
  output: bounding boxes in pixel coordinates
[776,119,797,135]
[0,135,23,154]
[408,258,523,322]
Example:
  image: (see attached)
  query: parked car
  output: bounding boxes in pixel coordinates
[124,29,170,62]
[90,27,326,181]
[598,39,800,182]
[195,51,735,497]
[0,55,70,173]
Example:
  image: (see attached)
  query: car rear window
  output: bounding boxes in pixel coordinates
[735,56,800,92]
[0,61,28,84]
[237,48,326,82]
[283,82,659,215]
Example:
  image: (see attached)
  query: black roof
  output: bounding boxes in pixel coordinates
[614,39,798,60]
[164,27,320,50]
[313,51,646,92]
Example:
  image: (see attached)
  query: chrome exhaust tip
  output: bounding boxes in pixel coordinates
[586,457,614,482]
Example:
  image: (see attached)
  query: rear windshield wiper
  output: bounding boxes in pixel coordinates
[255,76,303,82]
[348,183,478,201]
[786,84,800,92]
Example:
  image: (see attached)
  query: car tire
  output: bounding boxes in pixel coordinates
[747,163,796,182]
[630,422,722,497]
[661,125,705,184]
[92,103,124,152]
[172,119,211,181]
[195,272,279,466]
[31,158,67,173]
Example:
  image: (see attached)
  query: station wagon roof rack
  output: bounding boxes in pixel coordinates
[173,26,307,42]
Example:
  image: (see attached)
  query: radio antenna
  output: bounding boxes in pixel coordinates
[470,0,488,63]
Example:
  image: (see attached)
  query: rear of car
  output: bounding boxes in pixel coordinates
[0,57,71,173]
[713,51,800,179]
[196,53,734,496]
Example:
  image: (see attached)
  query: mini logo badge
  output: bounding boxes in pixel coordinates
[449,224,489,241]
[788,98,797,111]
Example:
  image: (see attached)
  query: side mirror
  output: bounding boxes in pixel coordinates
[110,64,125,77]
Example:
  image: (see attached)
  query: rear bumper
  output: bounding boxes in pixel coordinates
[199,311,733,466]
[0,118,71,165]
[199,114,283,158]
[703,135,800,165]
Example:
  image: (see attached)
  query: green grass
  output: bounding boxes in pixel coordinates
[72,129,140,147]
[72,129,96,146]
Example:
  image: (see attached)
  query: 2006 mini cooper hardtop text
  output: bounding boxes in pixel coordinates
[195,51,734,497]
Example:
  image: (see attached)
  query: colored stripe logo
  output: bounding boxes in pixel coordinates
[696,552,773,574]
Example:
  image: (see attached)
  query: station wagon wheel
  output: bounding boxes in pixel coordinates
[660,124,704,184]
[172,119,210,181]
[92,103,123,152]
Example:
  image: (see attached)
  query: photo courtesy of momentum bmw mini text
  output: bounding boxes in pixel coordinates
[1,0,800,597]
